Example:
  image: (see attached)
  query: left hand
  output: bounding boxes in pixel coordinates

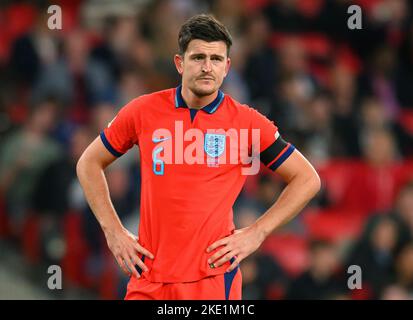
[206,225,265,273]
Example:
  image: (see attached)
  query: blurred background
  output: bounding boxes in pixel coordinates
[1,0,413,300]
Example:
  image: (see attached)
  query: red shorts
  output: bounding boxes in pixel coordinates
[124,266,242,300]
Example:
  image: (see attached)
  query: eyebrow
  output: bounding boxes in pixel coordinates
[189,53,225,59]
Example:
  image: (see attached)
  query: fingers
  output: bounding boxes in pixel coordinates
[210,252,235,269]
[130,252,149,273]
[107,230,154,278]
[134,242,154,259]
[226,256,241,273]
[116,255,132,277]
[123,256,140,279]
[206,237,229,253]
[207,247,232,266]
[115,249,150,278]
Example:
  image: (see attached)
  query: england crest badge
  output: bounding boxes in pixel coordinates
[204,133,226,167]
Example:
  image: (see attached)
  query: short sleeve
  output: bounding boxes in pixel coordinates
[249,108,295,171]
[100,99,140,157]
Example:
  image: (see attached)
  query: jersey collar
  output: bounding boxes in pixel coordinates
[175,85,225,114]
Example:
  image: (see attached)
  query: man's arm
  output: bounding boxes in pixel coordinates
[76,137,153,278]
[207,149,320,272]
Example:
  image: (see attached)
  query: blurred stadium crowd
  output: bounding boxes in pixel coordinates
[1,0,413,300]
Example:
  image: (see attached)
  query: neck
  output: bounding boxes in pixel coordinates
[181,85,218,109]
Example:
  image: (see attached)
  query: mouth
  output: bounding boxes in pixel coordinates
[197,78,214,81]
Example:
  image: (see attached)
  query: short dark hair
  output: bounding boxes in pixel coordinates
[178,14,233,56]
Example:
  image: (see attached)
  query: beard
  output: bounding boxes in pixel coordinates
[189,81,219,97]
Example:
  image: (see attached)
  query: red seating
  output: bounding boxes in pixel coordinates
[317,159,358,208]
[99,250,120,300]
[4,4,37,40]
[296,0,324,18]
[270,32,332,59]
[21,212,41,265]
[303,209,365,243]
[399,110,413,135]
[0,195,11,238]
[261,233,309,277]
[62,211,92,287]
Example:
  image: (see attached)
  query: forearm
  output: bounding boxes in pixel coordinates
[253,172,320,241]
[76,159,123,235]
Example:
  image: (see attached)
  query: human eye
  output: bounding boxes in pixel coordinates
[193,55,203,61]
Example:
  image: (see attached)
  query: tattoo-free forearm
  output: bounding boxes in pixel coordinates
[254,172,320,240]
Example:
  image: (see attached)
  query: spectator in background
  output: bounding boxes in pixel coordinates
[397,21,413,109]
[343,128,404,215]
[236,206,288,300]
[302,91,334,166]
[9,8,60,87]
[0,96,62,233]
[358,96,413,158]
[211,0,245,36]
[286,239,347,300]
[358,45,400,121]
[91,15,138,82]
[31,126,93,264]
[243,13,277,108]
[393,241,413,295]
[346,215,406,298]
[31,29,115,123]
[329,64,361,157]
[272,38,317,142]
[263,0,310,33]
[381,283,412,300]
[394,181,413,240]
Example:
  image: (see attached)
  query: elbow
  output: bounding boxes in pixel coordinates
[76,153,88,181]
[308,170,321,198]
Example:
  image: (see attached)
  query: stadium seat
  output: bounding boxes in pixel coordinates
[261,233,309,277]
[0,194,11,238]
[399,110,413,135]
[98,250,120,300]
[21,211,41,265]
[317,159,358,208]
[296,0,324,18]
[61,210,92,288]
[4,3,37,40]
[303,209,365,243]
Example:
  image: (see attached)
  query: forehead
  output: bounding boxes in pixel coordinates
[185,39,227,56]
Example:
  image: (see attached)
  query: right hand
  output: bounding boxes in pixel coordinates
[104,227,154,278]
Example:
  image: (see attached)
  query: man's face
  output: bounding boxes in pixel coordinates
[174,39,231,97]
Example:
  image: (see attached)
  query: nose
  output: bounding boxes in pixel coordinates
[202,58,212,73]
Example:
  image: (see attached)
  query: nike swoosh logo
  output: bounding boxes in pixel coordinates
[152,137,171,143]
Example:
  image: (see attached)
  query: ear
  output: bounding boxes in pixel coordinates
[174,54,184,75]
[224,57,231,78]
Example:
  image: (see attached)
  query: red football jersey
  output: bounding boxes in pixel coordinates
[101,86,295,283]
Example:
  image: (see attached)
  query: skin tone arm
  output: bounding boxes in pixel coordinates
[207,149,321,272]
[76,137,154,279]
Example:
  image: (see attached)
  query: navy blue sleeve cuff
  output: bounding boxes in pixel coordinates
[100,131,124,157]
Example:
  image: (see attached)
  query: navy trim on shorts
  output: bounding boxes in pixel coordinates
[224,257,238,300]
